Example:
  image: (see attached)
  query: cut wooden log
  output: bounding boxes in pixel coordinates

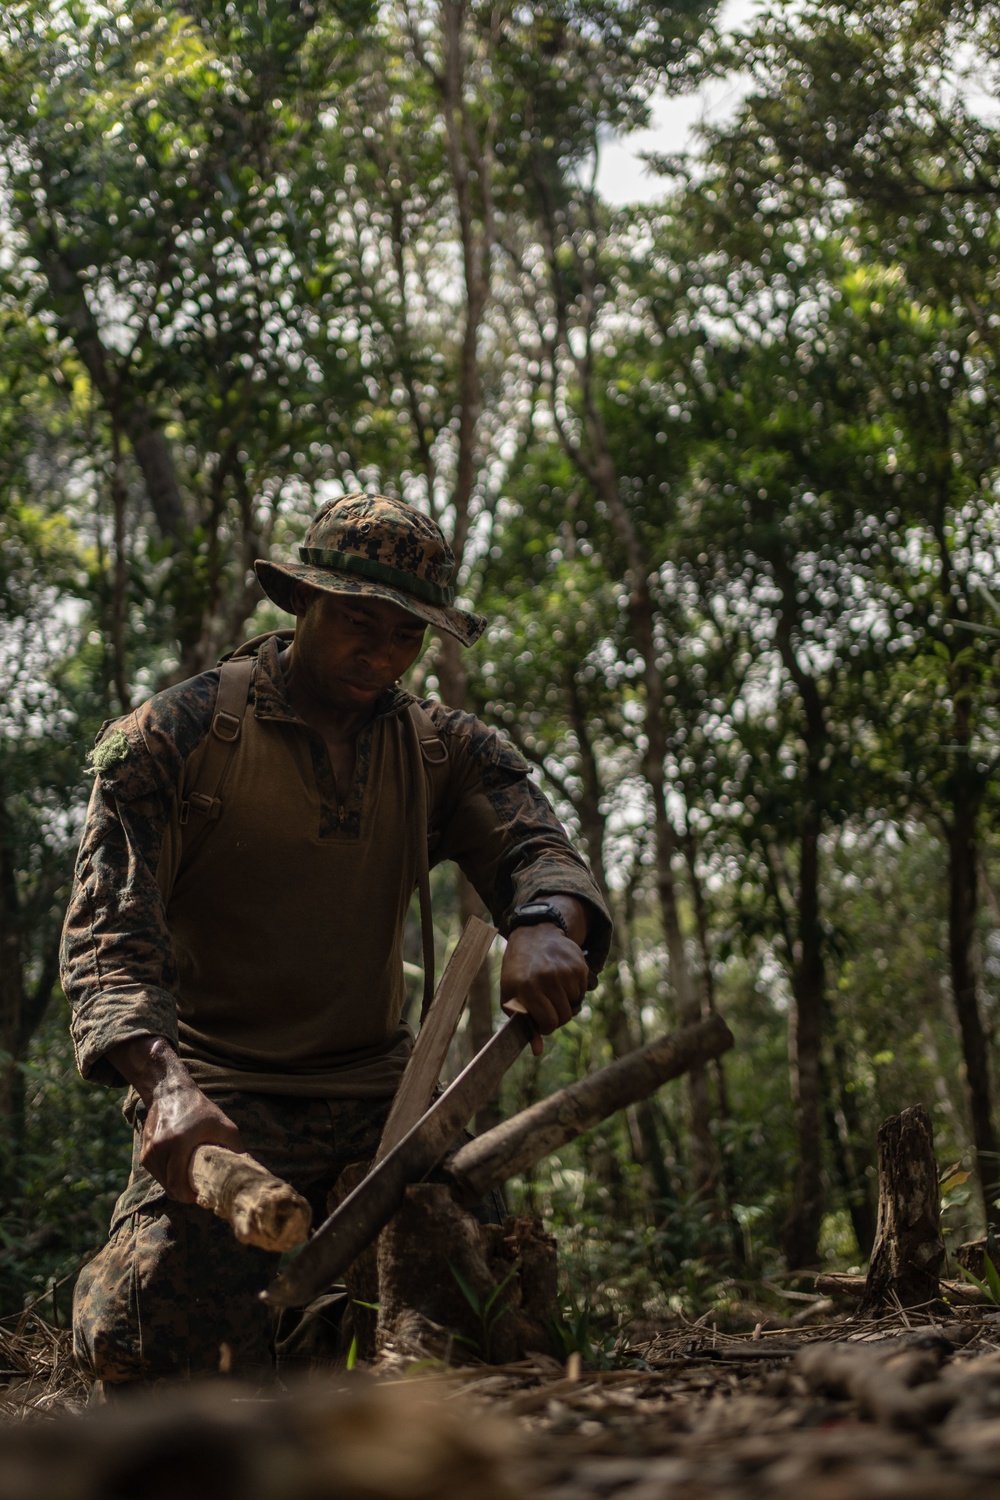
[375,916,497,1163]
[444,1011,734,1200]
[189,1145,312,1252]
[858,1104,945,1315]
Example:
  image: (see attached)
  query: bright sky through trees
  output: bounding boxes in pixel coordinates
[595,0,759,202]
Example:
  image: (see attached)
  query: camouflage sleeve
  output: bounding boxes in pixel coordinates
[424,703,612,971]
[60,674,217,1087]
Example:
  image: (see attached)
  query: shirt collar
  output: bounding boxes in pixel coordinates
[251,635,413,726]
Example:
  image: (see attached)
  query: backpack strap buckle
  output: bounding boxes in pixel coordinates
[213,709,242,743]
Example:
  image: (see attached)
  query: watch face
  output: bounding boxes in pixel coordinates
[510,903,568,932]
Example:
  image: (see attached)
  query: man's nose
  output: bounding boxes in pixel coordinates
[359,632,394,670]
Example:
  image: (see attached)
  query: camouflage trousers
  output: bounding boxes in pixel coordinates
[73,1091,392,1385]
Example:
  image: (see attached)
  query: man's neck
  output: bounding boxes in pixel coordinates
[281,647,376,742]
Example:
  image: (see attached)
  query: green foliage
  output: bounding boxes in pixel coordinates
[447,1262,519,1363]
[959,1251,1000,1308]
[0,1000,133,1318]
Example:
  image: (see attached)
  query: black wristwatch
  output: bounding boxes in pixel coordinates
[508,901,570,937]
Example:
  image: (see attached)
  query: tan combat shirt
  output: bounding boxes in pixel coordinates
[61,639,611,1099]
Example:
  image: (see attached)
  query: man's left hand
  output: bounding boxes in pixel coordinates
[500,898,591,1055]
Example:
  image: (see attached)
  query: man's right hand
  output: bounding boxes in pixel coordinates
[105,1035,244,1204]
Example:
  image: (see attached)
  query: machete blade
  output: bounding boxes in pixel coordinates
[263,1010,535,1309]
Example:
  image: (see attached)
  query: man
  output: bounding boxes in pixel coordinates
[61,493,610,1385]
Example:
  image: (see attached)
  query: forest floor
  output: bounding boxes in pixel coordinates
[4,1301,1000,1497]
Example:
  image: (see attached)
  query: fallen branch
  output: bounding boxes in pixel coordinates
[444,1012,734,1200]
[814,1272,984,1306]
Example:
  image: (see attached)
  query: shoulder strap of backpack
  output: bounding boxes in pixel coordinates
[179,629,296,830]
[179,653,256,828]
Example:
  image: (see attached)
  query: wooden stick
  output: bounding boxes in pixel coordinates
[189,1145,312,1253]
[444,1012,734,1200]
[375,916,497,1163]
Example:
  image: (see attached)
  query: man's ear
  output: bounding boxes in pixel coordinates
[289,581,313,617]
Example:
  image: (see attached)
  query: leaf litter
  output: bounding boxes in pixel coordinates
[5,1306,1000,1496]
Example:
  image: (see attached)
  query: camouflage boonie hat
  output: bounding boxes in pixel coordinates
[255,494,486,647]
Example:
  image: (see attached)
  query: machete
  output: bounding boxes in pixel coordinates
[263,1009,536,1309]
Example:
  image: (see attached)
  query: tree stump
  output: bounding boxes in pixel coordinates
[956,1238,1000,1282]
[375,1184,558,1366]
[859,1104,944,1314]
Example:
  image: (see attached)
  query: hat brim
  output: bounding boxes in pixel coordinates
[254,560,486,648]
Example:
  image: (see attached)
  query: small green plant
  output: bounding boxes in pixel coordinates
[547,1283,627,1370]
[958,1236,1000,1306]
[448,1263,519,1362]
[345,1298,378,1371]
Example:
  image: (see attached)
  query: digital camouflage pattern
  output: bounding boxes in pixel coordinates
[73,1091,504,1382]
[73,1092,393,1382]
[254,494,487,646]
[61,636,611,1093]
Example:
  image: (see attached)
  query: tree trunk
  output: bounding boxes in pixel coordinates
[0,769,60,1196]
[580,405,716,1201]
[782,807,825,1270]
[859,1104,944,1315]
[821,1002,877,1259]
[771,568,829,1271]
[0,784,27,1184]
[946,801,997,1225]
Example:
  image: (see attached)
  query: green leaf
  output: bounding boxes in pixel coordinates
[983,1253,1000,1306]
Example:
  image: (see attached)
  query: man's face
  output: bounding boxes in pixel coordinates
[290,587,427,712]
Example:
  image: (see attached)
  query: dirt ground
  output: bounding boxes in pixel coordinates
[4,1302,1000,1498]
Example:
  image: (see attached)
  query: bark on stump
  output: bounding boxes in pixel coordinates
[376,1184,558,1366]
[859,1104,944,1314]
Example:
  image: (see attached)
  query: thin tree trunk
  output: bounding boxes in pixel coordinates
[946,800,997,1223]
[771,566,829,1270]
[822,1000,877,1259]
[110,418,130,713]
[783,807,825,1270]
[575,381,716,1200]
[0,788,26,1147]
[0,794,60,1202]
[929,454,997,1226]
